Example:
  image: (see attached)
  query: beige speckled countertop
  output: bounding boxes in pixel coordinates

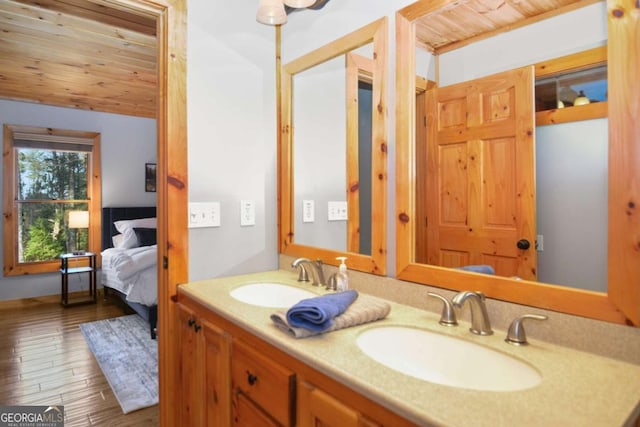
[179,270,640,427]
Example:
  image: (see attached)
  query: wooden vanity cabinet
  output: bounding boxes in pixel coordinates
[176,294,418,427]
[176,302,231,426]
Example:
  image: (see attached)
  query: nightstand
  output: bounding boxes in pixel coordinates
[60,252,97,307]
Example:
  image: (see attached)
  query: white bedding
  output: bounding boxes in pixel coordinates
[101,245,158,306]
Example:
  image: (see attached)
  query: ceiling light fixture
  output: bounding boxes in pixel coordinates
[256,0,287,25]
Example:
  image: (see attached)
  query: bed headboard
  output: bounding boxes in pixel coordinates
[102,206,157,250]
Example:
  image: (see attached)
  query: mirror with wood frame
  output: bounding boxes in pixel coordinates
[280,17,388,275]
[396,0,639,325]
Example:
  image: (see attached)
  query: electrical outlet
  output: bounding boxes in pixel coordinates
[303,200,315,223]
[240,200,255,226]
[188,202,221,228]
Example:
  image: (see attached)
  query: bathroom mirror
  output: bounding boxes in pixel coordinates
[396,0,638,325]
[280,17,388,275]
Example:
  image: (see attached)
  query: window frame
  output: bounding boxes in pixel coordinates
[3,125,102,276]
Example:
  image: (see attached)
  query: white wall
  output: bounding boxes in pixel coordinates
[293,56,347,251]
[0,99,157,300]
[186,1,279,280]
[536,119,608,291]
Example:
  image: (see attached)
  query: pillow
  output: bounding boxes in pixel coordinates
[134,227,157,247]
[112,233,125,248]
[114,217,156,248]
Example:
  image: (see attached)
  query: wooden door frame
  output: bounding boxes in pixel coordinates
[103,1,188,426]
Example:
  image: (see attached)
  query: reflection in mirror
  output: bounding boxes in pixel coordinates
[396,1,636,324]
[292,49,373,256]
[414,55,609,292]
[280,18,387,275]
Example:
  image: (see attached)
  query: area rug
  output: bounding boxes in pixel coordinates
[79,314,158,414]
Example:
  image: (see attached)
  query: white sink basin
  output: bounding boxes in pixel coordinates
[229,282,317,308]
[356,326,541,391]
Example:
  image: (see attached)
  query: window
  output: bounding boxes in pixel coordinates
[534,46,607,126]
[3,125,101,276]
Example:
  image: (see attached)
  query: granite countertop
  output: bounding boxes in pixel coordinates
[179,269,640,427]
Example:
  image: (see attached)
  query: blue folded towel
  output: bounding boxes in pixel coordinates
[286,290,359,332]
[456,264,495,275]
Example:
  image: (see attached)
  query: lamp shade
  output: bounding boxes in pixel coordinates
[573,90,590,106]
[284,0,315,7]
[257,0,287,25]
[68,210,89,229]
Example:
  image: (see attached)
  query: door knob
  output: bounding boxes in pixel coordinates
[517,239,530,250]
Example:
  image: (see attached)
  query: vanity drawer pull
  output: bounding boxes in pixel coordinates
[246,371,258,386]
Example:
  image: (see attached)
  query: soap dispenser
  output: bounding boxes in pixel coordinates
[335,257,349,292]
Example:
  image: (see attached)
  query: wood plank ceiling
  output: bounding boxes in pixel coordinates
[414,0,590,53]
[0,0,157,118]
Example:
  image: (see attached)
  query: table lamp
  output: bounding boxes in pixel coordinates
[68,210,89,255]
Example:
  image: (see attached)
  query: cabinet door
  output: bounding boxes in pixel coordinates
[176,303,231,427]
[232,392,280,427]
[177,303,204,425]
[298,381,382,427]
[202,316,231,426]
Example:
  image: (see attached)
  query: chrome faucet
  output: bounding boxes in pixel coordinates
[452,291,493,335]
[291,258,326,287]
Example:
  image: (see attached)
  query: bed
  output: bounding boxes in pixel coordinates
[101,206,158,339]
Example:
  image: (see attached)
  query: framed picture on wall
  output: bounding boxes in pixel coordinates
[145,163,157,192]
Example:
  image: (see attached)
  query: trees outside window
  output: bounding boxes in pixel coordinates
[3,125,101,276]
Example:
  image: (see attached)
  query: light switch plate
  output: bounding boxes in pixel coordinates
[240,200,255,226]
[188,202,221,228]
[328,201,348,221]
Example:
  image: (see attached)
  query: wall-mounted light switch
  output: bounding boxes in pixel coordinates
[189,202,221,228]
[303,200,315,223]
[328,201,348,221]
[240,200,256,226]
[536,234,544,252]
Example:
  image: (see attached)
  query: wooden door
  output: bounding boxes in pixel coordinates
[424,66,536,280]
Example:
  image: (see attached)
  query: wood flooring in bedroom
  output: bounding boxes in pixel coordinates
[0,293,159,426]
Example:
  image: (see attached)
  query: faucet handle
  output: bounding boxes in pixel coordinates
[505,314,548,345]
[325,273,337,291]
[427,292,458,326]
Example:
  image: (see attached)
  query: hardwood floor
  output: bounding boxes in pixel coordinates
[0,292,159,426]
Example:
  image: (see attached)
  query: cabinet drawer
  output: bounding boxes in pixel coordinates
[232,338,295,426]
